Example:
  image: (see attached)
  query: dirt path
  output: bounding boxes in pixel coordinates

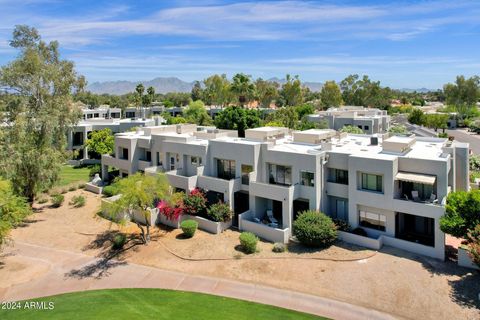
[1,190,479,320]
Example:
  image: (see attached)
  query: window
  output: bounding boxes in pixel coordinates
[268,164,292,186]
[94,113,99,118]
[217,159,236,180]
[332,169,348,184]
[120,148,129,160]
[357,125,362,129]
[87,114,93,119]
[125,111,135,118]
[191,156,202,166]
[364,125,369,130]
[241,165,253,185]
[361,173,383,192]
[145,151,151,162]
[300,171,314,187]
[359,210,386,231]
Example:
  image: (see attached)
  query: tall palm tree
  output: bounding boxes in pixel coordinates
[147,86,155,106]
[231,73,256,107]
[135,83,145,118]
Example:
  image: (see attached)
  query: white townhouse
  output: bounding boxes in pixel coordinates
[101,125,469,260]
[307,106,391,134]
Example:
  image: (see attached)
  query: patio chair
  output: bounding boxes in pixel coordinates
[411,191,420,202]
[404,194,409,200]
[266,210,278,224]
[429,193,437,203]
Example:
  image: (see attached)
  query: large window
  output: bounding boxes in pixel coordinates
[268,164,292,186]
[120,148,129,160]
[241,164,253,185]
[331,169,348,184]
[359,210,386,231]
[300,171,314,187]
[217,159,236,180]
[361,173,383,192]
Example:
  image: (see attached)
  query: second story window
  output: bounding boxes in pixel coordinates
[300,171,314,187]
[217,159,236,180]
[241,164,253,185]
[268,164,292,186]
[120,148,129,160]
[330,168,348,184]
[361,173,383,193]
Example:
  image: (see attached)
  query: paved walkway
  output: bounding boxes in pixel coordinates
[0,241,399,320]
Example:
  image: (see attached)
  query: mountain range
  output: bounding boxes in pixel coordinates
[86,76,324,95]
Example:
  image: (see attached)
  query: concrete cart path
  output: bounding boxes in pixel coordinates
[0,241,399,320]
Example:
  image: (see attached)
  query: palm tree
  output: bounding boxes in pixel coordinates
[135,83,145,118]
[231,73,256,107]
[147,86,155,106]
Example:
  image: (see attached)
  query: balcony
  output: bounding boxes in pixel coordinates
[249,181,294,202]
[326,181,349,198]
[197,175,241,194]
[239,210,290,243]
[138,160,152,171]
[392,198,445,218]
[101,154,131,171]
[165,169,198,192]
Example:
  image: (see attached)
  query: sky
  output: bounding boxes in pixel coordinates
[0,0,479,89]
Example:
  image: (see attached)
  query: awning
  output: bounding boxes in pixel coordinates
[395,172,436,185]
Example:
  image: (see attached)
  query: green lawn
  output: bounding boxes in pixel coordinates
[0,289,325,320]
[57,165,91,186]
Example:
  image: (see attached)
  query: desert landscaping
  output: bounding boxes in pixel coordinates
[0,189,478,320]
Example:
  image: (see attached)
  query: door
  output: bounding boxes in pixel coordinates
[170,156,176,170]
[233,191,249,228]
[336,199,347,221]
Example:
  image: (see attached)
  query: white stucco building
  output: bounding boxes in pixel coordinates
[101,124,469,260]
[307,106,390,134]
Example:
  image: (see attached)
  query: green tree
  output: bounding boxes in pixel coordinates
[106,173,171,244]
[340,125,363,134]
[340,74,391,108]
[183,100,213,126]
[295,103,315,119]
[0,179,31,246]
[214,106,261,137]
[85,128,115,158]
[146,86,155,106]
[408,108,425,125]
[320,80,343,108]
[444,75,480,121]
[279,74,303,107]
[266,107,299,129]
[231,73,256,107]
[255,78,279,108]
[424,114,449,132]
[135,83,145,106]
[440,190,480,239]
[203,74,231,107]
[0,25,83,202]
[191,81,203,102]
[388,124,409,135]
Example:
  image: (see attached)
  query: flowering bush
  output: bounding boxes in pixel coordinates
[467,225,480,267]
[182,188,207,216]
[157,199,183,221]
[206,202,232,222]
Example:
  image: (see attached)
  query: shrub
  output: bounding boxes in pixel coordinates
[68,185,77,192]
[272,242,286,253]
[51,194,64,208]
[60,188,68,194]
[440,190,480,238]
[77,182,86,189]
[37,195,48,204]
[438,132,448,138]
[112,233,127,250]
[293,211,337,248]
[239,232,258,254]
[182,188,207,216]
[157,199,183,221]
[180,219,198,238]
[103,184,120,197]
[352,227,368,237]
[206,202,233,222]
[467,225,480,267]
[69,195,86,208]
[333,219,350,232]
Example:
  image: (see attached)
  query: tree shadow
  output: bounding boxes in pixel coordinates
[64,230,142,280]
[17,218,45,228]
[416,249,480,310]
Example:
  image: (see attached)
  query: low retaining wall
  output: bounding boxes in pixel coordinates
[458,246,479,270]
[337,231,383,250]
[84,183,103,194]
[182,215,232,234]
[157,214,181,229]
